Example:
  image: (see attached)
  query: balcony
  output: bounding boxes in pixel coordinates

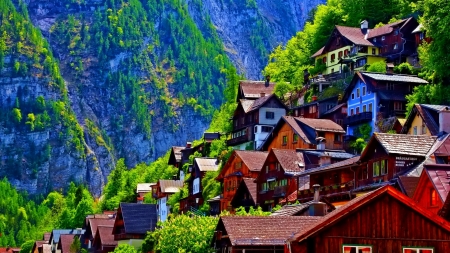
[273,185,287,197]
[344,112,372,126]
[227,129,251,146]
[297,181,353,200]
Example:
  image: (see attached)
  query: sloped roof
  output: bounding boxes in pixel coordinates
[299,156,360,176]
[335,26,374,46]
[88,218,115,239]
[297,118,346,133]
[59,234,75,253]
[171,146,184,162]
[323,103,345,116]
[96,226,117,247]
[247,94,279,112]
[119,203,157,234]
[361,72,429,84]
[239,80,275,99]
[240,99,255,113]
[364,133,436,158]
[398,176,420,197]
[242,178,257,203]
[235,150,268,172]
[194,158,219,172]
[219,216,321,246]
[272,149,305,174]
[159,180,184,193]
[424,164,450,202]
[31,240,48,253]
[311,46,325,58]
[50,229,85,244]
[367,18,410,38]
[289,185,450,242]
[412,24,424,34]
[270,203,309,216]
[136,183,156,193]
[303,150,355,159]
[283,116,311,144]
[402,104,441,135]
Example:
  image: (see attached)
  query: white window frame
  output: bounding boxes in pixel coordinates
[402,247,434,253]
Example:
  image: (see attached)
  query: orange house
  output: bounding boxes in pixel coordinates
[216,150,268,212]
[260,116,345,151]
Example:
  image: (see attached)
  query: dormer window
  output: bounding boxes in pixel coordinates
[336,37,341,46]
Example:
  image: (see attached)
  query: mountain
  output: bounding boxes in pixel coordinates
[0,0,323,196]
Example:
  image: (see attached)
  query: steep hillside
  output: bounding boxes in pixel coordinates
[0,0,322,196]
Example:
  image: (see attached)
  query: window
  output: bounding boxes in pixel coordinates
[338,51,343,59]
[268,180,277,190]
[413,126,417,135]
[322,57,327,63]
[293,134,298,143]
[351,93,355,100]
[344,49,349,56]
[350,109,354,116]
[387,83,395,90]
[373,38,377,43]
[403,248,433,253]
[265,165,269,173]
[362,86,366,96]
[261,182,268,191]
[309,105,317,114]
[419,32,424,41]
[337,119,344,126]
[336,37,341,46]
[360,165,368,180]
[357,88,360,97]
[331,53,335,62]
[341,107,347,114]
[266,111,275,119]
[381,160,388,175]
[422,125,427,135]
[394,30,399,36]
[241,117,245,125]
[382,36,385,41]
[331,68,334,73]
[334,133,341,142]
[372,48,376,55]
[300,108,304,115]
[279,179,288,186]
[235,162,242,169]
[343,245,372,253]
[282,136,288,145]
[363,105,367,112]
[261,126,272,132]
[356,107,360,114]
[394,43,398,50]
[369,103,373,112]
[394,102,403,111]
[431,189,438,206]
[373,161,380,177]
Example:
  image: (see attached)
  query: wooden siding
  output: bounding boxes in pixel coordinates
[413,171,444,215]
[290,194,450,253]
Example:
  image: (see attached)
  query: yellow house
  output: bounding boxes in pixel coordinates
[401,104,450,136]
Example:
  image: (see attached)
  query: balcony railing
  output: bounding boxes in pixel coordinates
[227,129,250,146]
[344,112,372,126]
[273,185,287,197]
[297,181,353,200]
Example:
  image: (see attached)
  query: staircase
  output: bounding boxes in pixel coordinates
[189,206,206,216]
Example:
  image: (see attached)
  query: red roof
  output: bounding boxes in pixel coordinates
[96,226,117,247]
[58,234,76,253]
[0,248,20,253]
[398,176,420,197]
[367,18,411,39]
[88,218,115,239]
[235,150,268,172]
[424,164,450,202]
[311,46,325,58]
[336,26,374,46]
[272,149,305,174]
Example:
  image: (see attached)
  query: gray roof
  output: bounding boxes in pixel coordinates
[194,158,219,172]
[136,183,156,193]
[372,133,436,157]
[120,203,157,234]
[299,156,361,176]
[50,229,85,244]
[421,104,449,112]
[303,150,355,159]
[361,72,429,84]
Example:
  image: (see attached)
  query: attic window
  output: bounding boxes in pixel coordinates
[322,57,327,64]
[336,37,341,46]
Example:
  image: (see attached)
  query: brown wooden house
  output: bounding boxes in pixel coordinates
[260,116,345,151]
[92,226,117,253]
[57,235,76,253]
[230,178,258,211]
[286,185,450,253]
[256,149,305,211]
[112,203,157,244]
[320,103,347,128]
[216,150,268,212]
[291,96,339,119]
[180,158,219,214]
[236,80,275,101]
[151,180,183,221]
[84,217,115,249]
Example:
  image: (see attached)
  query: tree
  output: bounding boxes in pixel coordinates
[366,61,386,73]
[113,244,136,253]
[19,240,34,253]
[12,108,22,124]
[394,62,414,75]
[69,236,86,253]
[26,113,35,131]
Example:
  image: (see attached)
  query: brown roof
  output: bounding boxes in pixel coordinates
[159,180,184,193]
[367,18,409,39]
[297,117,346,133]
[194,158,219,172]
[96,226,117,247]
[89,218,115,239]
[283,116,310,144]
[172,146,184,162]
[365,133,437,157]
[239,80,275,99]
[235,150,268,172]
[59,234,76,253]
[336,26,374,46]
[219,216,321,246]
[239,99,255,113]
[398,176,420,197]
[272,149,305,174]
[248,94,278,112]
[299,156,360,176]
[270,203,309,216]
[311,46,325,58]
[43,232,51,241]
[242,178,257,203]
[424,164,450,202]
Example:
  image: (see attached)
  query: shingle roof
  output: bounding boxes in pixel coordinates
[311,46,325,58]
[371,133,436,156]
[367,18,409,38]
[361,72,429,84]
[424,164,450,202]
[239,80,275,99]
[159,180,184,193]
[421,104,449,112]
[283,116,311,144]
[247,94,276,112]
[299,156,360,176]
[119,203,157,234]
[235,150,268,172]
[323,103,345,115]
[303,150,355,159]
[398,176,420,197]
[50,229,85,244]
[242,178,257,203]
[240,99,255,113]
[336,26,374,46]
[414,104,440,135]
[220,216,321,246]
[194,158,219,172]
[270,203,309,216]
[59,234,75,253]
[272,149,305,174]
[88,218,115,239]
[96,226,117,247]
[136,183,156,193]
[297,117,346,133]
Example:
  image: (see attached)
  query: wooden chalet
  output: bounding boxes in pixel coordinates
[401,104,450,136]
[136,183,155,203]
[236,80,275,101]
[216,150,268,212]
[49,229,85,253]
[92,226,117,253]
[286,186,450,253]
[230,178,257,211]
[260,116,345,151]
[168,146,184,169]
[320,103,347,128]
[291,96,339,119]
[229,93,287,150]
[213,216,321,253]
[180,158,219,214]
[57,234,76,253]
[151,179,183,221]
[112,203,157,247]
[84,217,115,249]
[256,149,305,211]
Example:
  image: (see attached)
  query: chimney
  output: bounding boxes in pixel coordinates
[439,107,450,134]
[309,184,327,216]
[361,20,369,35]
[319,152,332,166]
[265,75,270,87]
[316,136,325,150]
[312,95,318,101]
[260,92,266,97]
[186,142,192,148]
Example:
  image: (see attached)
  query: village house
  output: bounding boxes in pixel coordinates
[260,116,346,151]
[216,150,268,212]
[168,142,201,180]
[112,203,157,249]
[236,79,275,101]
[49,229,85,253]
[343,72,428,138]
[320,103,348,128]
[151,179,183,221]
[179,157,219,214]
[230,178,258,211]
[291,96,339,119]
[31,241,50,253]
[228,93,287,150]
[84,217,115,249]
[401,104,450,136]
[408,24,431,68]
[136,183,155,203]
[92,226,117,253]
[57,235,77,253]
[286,185,450,253]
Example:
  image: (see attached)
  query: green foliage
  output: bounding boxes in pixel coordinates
[366,61,386,73]
[274,81,294,102]
[11,108,22,124]
[19,240,34,253]
[350,123,372,153]
[142,215,218,253]
[113,244,137,253]
[406,84,450,116]
[234,206,271,216]
[394,62,414,75]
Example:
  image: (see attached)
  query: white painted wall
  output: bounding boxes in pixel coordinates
[258,108,286,125]
[158,196,168,222]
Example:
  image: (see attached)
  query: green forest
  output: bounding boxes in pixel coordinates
[1,0,450,251]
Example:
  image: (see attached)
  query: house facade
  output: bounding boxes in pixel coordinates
[151,180,183,222]
[291,96,338,119]
[401,104,450,136]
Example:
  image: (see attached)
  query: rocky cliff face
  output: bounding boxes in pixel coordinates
[0,0,323,196]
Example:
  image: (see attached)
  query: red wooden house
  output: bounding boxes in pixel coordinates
[291,96,339,119]
[286,185,450,253]
[92,226,117,253]
[230,178,258,211]
[256,149,305,211]
[216,150,268,212]
[84,217,115,249]
[320,103,348,128]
